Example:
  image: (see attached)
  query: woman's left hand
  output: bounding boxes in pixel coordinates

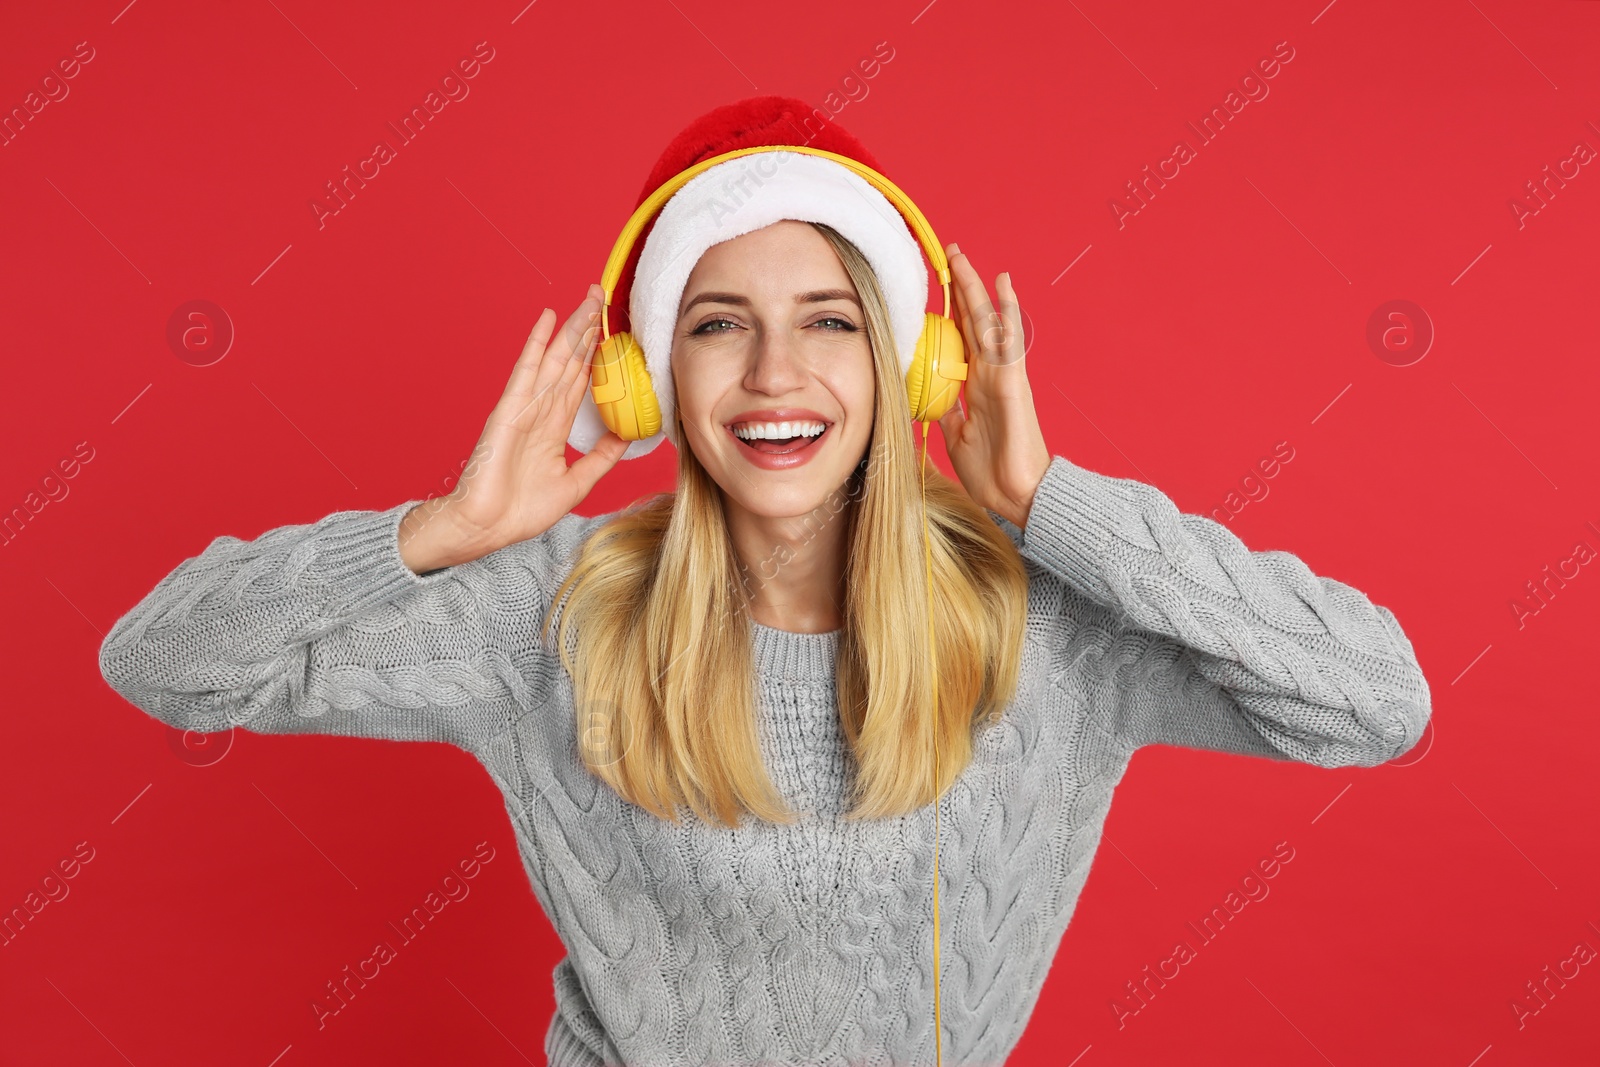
[935,243,1052,530]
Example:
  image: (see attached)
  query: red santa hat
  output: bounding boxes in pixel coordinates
[568,95,933,460]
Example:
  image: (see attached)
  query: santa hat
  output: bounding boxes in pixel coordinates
[568,95,932,460]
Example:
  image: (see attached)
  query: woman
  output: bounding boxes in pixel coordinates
[99,97,1432,1066]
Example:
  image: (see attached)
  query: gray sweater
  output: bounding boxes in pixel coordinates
[98,455,1431,1066]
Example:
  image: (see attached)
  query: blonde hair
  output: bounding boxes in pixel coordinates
[543,222,1029,827]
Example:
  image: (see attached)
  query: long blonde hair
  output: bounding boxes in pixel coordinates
[543,222,1029,828]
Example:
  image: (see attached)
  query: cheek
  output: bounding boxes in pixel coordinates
[669,357,720,420]
[841,361,878,423]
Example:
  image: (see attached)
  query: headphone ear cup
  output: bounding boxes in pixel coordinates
[906,313,969,422]
[592,333,663,441]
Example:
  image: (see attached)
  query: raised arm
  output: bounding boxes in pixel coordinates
[97,503,606,751]
[931,245,1428,768]
[99,286,631,754]
[1012,455,1432,768]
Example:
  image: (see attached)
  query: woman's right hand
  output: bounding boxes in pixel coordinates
[399,283,631,573]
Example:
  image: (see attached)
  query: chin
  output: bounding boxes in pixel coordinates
[715,460,859,520]
[722,479,835,520]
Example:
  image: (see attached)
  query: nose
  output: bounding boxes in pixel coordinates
[743,324,807,396]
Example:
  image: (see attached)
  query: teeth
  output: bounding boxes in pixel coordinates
[731,420,827,440]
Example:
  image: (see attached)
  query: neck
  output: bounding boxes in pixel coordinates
[724,489,853,635]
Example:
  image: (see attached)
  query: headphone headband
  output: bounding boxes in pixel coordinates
[599,145,952,340]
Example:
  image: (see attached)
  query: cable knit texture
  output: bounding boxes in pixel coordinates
[98,456,1431,1066]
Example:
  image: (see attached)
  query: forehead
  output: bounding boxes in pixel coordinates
[684,220,849,290]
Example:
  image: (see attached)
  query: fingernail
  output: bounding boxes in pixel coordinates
[949,243,961,255]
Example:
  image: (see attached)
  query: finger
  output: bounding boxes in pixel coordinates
[505,294,602,426]
[959,257,1006,360]
[995,272,1025,367]
[565,430,629,497]
[947,246,990,362]
[557,333,598,418]
[501,308,558,402]
[556,326,595,404]
[946,247,975,355]
[553,284,605,370]
[558,311,602,395]
[937,399,966,444]
[533,293,603,399]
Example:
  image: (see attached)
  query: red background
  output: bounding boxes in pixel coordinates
[3,1,1597,1064]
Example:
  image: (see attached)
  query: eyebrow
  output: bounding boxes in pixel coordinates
[680,288,861,318]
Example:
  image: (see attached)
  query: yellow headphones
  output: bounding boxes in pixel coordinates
[590,144,970,440]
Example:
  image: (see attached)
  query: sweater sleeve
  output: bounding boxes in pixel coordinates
[1013,455,1432,768]
[98,500,600,754]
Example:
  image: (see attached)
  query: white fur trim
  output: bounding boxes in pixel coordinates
[567,151,928,459]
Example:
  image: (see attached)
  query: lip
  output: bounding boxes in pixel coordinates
[725,408,832,428]
[724,408,834,472]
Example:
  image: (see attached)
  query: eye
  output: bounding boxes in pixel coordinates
[688,315,736,335]
[812,316,858,331]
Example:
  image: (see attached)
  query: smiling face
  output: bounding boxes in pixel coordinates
[669,220,877,520]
